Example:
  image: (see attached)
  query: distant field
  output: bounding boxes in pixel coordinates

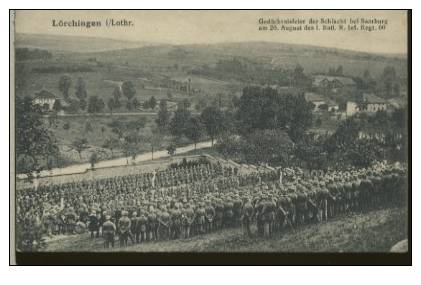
[43,206,407,252]
[16,57,240,111]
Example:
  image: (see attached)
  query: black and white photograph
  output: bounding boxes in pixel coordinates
[9,9,411,265]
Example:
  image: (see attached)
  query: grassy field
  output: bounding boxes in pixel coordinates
[43,206,407,253]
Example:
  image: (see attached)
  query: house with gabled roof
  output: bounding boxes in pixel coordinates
[313,75,356,91]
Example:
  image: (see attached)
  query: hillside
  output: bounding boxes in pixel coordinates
[80,41,407,77]
[15,33,155,53]
[15,34,407,77]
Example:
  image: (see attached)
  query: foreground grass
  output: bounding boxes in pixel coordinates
[44,206,407,253]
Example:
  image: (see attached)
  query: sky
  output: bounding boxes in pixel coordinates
[14,10,408,54]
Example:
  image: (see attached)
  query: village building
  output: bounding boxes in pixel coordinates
[32,90,58,111]
[305,92,339,112]
[312,75,356,92]
[387,97,407,110]
[346,93,388,117]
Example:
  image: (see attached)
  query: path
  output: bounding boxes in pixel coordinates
[17,140,213,180]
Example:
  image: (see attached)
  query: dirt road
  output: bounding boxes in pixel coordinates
[17,140,213,180]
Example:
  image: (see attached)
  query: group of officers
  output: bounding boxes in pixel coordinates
[17,160,407,249]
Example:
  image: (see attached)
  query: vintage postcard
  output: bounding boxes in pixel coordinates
[10,10,410,265]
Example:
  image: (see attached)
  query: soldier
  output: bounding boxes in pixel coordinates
[195,203,206,235]
[170,206,182,239]
[316,182,329,222]
[137,211,148,243]
[158,207,171,240]
[326,180,337,218]
[232,195,243,227]
[88,210,99,239]
[102,215,116,249]
[261,197,275,237]
[65,206,77,234]
[147,210,158,241]
[205,201,215,233]
[277,195,293,231]
[241,198,254,236]
[343,177,354,212]
[223,198,234,228]
[255,196,265,236]
[130,212,139,243]
[182,204,195,239]
[359,175,373,211]
[78,201,89,224]
[114,206,122,233]
[214,199,224,230]
[295,191,308,226]
[118,210,131,247]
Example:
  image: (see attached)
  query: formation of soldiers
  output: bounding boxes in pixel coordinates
[16,159,407,249]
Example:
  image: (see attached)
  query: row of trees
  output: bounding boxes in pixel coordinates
[56,77,148,114]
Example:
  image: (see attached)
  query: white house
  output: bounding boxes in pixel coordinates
[346,101,359,116]
[361,93,388,113]
[33,90,58,110]
[346,93,388,117]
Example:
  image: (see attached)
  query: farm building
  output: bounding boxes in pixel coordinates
[346,93,388,116]
[32,90,58,111]
[312,75,356,90]
[387,97,407,110]
[361,93,388,112]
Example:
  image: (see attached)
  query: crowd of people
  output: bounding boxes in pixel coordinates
[16,159,407,250]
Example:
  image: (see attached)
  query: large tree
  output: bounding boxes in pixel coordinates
[381,66,398,98]
[87,95,105,113]
[107,98,116,114]
[200,105,225,146]
[184,116,203,149]
[121,81,136,101]
[170,107,192,138]
[75,77,88,110]
[112,87,122,108]
[156,100,170,132]
[236,86,313,141]
[16,96,59,178]
[150,128,163,160]
[58,75,72,101]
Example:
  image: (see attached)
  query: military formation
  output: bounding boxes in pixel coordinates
[16,159,407,249]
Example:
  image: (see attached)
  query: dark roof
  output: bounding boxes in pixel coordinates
[313,75,356,86]
[387,97,406,109]
[304,92,325,102]
[34,90,57,100]
[363,93,387,104]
